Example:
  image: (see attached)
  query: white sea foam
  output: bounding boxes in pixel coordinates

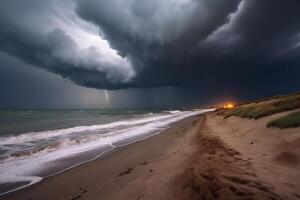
[0,113,179,145]
[0,109,213,195]
[168,110,181,114]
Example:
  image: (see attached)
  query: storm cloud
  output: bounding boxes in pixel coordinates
[1,0,300,91]
[0,0,134,89]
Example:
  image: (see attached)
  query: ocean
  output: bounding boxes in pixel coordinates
[0,108,210,195]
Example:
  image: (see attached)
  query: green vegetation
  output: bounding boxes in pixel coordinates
[268,111,300,128]
[222,92,300,119]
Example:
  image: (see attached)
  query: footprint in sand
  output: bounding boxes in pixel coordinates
[117,167,134,177]
[140,161,148,165]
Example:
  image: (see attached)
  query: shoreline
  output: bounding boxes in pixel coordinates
[2,114,204,200]
[0,110,208,196]
[4,110,300,199]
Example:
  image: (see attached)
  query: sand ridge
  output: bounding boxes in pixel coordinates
[185,115,281,199]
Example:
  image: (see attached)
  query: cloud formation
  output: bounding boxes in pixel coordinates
[1,0,300,90]
[0,0,134,89]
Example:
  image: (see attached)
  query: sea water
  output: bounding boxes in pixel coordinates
[0,108,211,195]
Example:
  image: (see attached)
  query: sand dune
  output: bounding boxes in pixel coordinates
[206,110,300,199]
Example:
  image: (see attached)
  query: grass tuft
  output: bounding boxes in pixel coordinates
[222,92,300,119]
[267,111,300,128]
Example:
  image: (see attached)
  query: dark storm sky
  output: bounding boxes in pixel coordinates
[0,0,300,108]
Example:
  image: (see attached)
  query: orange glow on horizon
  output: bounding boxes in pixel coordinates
[223,103,235,109]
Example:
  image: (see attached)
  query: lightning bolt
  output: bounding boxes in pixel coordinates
[105,90,109,102]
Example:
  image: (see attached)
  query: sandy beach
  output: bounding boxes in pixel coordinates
[3,115,204,200]
[3,110,300,200]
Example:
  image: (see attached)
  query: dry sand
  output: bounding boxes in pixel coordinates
[3,110,300,200]
[204,110,300,199]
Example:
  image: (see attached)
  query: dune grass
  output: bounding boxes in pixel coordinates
[267,111,300,128]
[223,92,300,119]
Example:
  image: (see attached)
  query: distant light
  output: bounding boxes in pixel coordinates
[223,103,235,109]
